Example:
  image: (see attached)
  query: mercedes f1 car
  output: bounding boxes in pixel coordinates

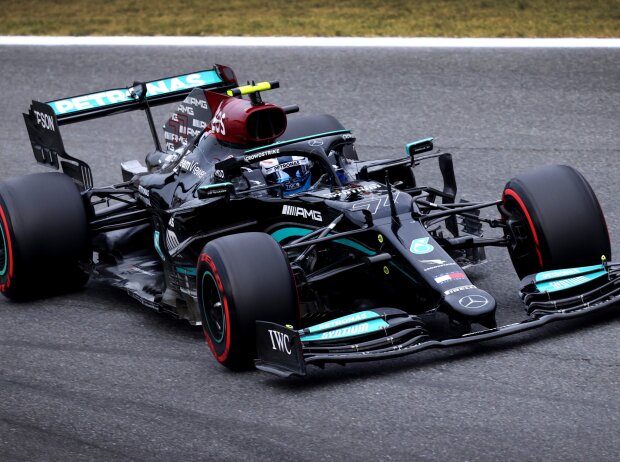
[2,64,617,377]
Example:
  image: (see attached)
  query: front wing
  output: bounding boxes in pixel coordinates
[255,263,620,377]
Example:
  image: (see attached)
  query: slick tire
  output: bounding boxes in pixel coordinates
[502,165,610,279]
[197,232,298,370]
[0,172,91,300]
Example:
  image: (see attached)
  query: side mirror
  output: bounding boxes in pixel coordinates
[128,81,148,102]
[406,137,434,157]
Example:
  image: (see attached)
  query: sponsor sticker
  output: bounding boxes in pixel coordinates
[202,188,228,196]
[176,104,194,116]
[281,205,322,222]
[458,294,488,309]
[305,311,371,333]
[422,262,459,272]
[283,180,302,191]
[535,264,604,281]
[267,329,292,355]
[33,110,56,131]
[138,185,150,197]
[325,183,381,200]
[536,272,606,293]
[138,185,151,206]
[444,284,476,295]
[49,71,221,115]
[542,277,588,291]
[262,159,303,174]
[306,322,370,341]
[244,148,281,163]
[537,268,581,280]
[421,259,447,265]
[178,158,208,179]
[300,315,389,342]
[434,272,466,284]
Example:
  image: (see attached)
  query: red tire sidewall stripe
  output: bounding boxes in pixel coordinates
[198,253,231,363]
[0,204,13,292]
[503,188,544,268]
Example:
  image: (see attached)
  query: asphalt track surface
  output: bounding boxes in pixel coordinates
[0,46,618,461]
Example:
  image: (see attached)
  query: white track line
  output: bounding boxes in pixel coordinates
[0,36,619,48]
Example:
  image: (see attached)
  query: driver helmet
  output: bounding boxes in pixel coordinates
[260,156,312,196]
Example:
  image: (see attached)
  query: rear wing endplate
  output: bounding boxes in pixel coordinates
[23,100,93,190]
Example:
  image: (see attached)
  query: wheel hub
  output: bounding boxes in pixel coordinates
[201,272,226,343]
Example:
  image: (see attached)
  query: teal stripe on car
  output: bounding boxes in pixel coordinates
[534,264,605,282]
[175,266,197,276]
[271,227,375,256]
[153,231,165,261]
[536,269,607,293]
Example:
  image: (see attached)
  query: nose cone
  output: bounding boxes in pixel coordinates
[443,287,496,325]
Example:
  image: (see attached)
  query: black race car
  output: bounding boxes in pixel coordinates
[2,64,617,377]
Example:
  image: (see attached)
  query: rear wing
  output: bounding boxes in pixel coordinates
[22,64,237,190]
[46,65,237,124]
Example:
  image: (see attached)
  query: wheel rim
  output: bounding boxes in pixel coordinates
[201,271,226,343]
[503,189,543,266]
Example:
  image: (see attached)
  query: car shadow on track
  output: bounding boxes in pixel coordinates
[84,282,204,337]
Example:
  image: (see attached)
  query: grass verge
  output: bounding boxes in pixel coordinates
[0,0,618,37]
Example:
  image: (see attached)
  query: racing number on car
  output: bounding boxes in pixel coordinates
[410,237,434,255]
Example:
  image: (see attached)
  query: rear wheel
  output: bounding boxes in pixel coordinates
[197,232,298,370]
[502,165,610,279]
[0,172,90,300]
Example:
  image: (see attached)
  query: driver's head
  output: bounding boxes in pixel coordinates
[260,156,312,196]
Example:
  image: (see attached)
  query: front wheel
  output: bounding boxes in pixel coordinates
[197,232,298,370]
[502,165,610,279]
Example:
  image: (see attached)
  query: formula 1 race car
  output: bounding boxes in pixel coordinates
[1,64,618,377]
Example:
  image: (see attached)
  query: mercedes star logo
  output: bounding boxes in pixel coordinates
[308,139,324,146]
[458,294,488,309]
